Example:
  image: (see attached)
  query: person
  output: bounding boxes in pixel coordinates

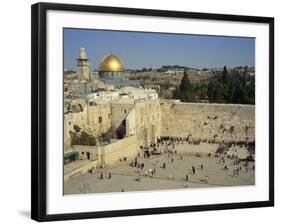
[192,166,195,174]
[171,158,174,163]
[185,174,189,181]
[108,172,111,179]
[100,172,103,180]
[236,168,240,176]
[153,167,156,175]
[163,162,166,169]
[201,164,203,170]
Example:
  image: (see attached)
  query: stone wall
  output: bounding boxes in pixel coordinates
[160,100,255,142]
[64,160,98,182]
[87,102,111,136]
[64,110,88,149]
[110,98,162,147]
[64,100,112,150]
[100,135,139,166]
[72,145,99,161]
[110,98,135,128]
[126,109,136,136]
[135,99,161,147]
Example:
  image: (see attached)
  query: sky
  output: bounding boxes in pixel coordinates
[64,28,255,70]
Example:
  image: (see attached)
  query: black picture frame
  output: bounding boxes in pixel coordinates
[31,2,274,222]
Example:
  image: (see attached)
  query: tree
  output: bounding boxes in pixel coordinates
[71,130,96,146]
[222,66,228,83]
[142,67,148,72]
[70,132,80,145]
[174,70,194,102]
[73,125,81,132]
[172,66,254,105]
[179,70,192,91]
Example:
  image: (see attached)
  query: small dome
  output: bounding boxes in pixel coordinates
[99,53,124,72]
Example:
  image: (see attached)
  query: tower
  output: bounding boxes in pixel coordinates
[76,48,90,81]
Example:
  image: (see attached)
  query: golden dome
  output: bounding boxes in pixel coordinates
[99,53,125,72]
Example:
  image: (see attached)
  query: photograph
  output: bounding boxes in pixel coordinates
[63,28,256,195]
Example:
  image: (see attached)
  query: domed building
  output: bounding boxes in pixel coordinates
[98,53,140,88]
[99,53,125,80]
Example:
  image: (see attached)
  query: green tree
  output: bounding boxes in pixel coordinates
[71,130,97,146]
[73,125,81,132]
[222,66,228,83]
[174,70,194,102]
[173,66,254,105]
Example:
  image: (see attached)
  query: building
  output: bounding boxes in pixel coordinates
[64,98,112,149]
[76,48,90,81]
[99,53,125,80]
[99,53,140,88]
[120,86,158,100]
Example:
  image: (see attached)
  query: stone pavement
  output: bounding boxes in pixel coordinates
[64,150,255,195]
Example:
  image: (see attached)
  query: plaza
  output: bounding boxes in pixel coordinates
[64,142,255,194]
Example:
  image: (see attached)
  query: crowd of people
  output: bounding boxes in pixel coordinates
[88,136,255,192]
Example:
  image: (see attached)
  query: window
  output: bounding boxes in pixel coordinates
[98,116,102,123]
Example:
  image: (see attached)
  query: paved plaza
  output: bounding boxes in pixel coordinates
[64,143,255,195]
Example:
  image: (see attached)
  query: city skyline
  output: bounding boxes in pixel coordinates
[64,28,255,70]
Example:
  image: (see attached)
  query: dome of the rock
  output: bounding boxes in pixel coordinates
[99,53,125,72]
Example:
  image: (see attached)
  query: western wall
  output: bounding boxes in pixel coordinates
[160,100,255,142]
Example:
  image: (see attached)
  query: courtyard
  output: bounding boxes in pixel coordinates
[64,142,255,195]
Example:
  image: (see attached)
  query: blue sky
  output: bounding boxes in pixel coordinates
[64,28,255,70]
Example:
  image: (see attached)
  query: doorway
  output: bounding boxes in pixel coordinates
[86,152,90,160]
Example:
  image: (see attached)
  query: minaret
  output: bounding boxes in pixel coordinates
[76,48,90,81]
